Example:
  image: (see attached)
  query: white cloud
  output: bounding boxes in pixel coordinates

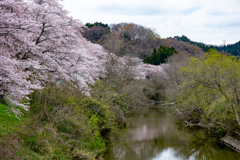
[60,0,240,45]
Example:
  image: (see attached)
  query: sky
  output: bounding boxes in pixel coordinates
[60,0,240,45]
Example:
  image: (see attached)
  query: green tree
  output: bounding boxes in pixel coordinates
[214,41,240,56]
[178,49,240,135]
[144,46,178,65]
[83,22,110,43]
[174,35,214,52]
[85,22,109,29]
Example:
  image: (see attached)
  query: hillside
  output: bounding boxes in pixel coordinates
[215,41,240,56]
[174,35,240,56]
[83,22,205,60]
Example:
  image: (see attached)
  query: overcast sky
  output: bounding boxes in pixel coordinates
[60,0,240,45]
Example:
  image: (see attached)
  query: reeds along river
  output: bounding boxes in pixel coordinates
[104,107,239,160]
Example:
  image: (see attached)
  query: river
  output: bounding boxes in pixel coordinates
[104,107,239,160]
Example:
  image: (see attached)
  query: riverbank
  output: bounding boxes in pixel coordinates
[0,81,154,159]
[2,96,240,160]
[0,84,120,159]
[184,120,240,154]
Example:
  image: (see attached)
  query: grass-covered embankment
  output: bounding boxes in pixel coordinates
[0,70,162,159]
[0,84,125,159]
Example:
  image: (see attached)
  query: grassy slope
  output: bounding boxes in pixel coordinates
[0,101,105,159]
[0,103,46,159]
[0,77,152,159]
[0,103,20,135]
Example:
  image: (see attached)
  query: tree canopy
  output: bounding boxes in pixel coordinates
[102,23,161,58]
[174,35,214,52]
[177,49,240,134]
[83,22,110,43]
[0,0,164,108]
[144,46,178,65]
[174,35,240,56]
[85,22,109,29]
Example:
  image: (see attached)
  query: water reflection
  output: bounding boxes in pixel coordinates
[104,108,239,160]
[152,148,195,160]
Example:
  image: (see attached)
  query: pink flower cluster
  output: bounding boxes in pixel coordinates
[0,0,164,109]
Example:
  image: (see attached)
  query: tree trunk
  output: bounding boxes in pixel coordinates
[203,111,240,137]
[0,94,4,103]
[232,106,240,128]
[233,87,240,128]
[98,79,108,101]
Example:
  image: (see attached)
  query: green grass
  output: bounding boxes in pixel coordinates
[0,103,22,135]
[0,97,108,159]
[0,83,127,159]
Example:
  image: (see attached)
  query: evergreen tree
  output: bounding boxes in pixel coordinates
[144,46,177,65]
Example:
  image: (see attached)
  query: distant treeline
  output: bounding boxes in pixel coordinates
[174,35,240,56]
[83,22,204,64]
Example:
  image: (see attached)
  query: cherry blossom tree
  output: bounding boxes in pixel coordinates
[0,0,107,107]
[0,0,42,107]
[0,0,164,110]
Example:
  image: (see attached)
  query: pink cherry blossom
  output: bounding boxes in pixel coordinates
[0,0,165,110]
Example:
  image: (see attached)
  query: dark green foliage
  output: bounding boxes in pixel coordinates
[174,35,191,42]
[83,22,110,43]
[57,119,78,134]
[144,46,178,65]
[214,41,240,56]
[174,35,240,55]
[85,22,109,29]
[217,129,227,138]
[174,35,214,52]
